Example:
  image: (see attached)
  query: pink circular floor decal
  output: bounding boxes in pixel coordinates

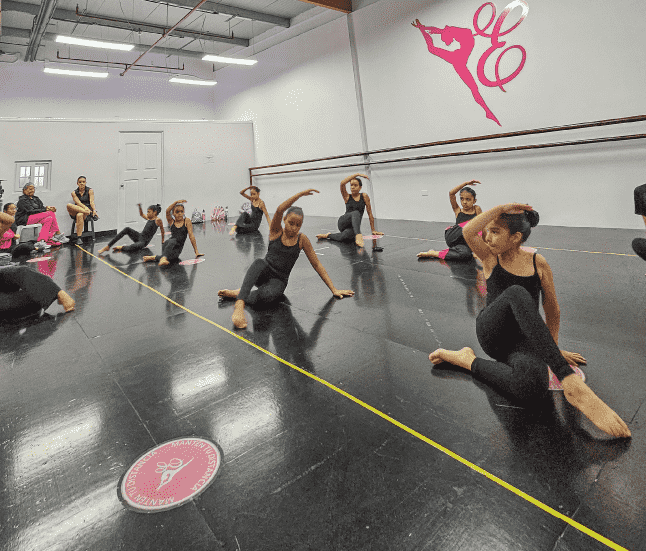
[362,235,383,240]
[548,365,585,391]
[26,256,53,263]
[118,437,221,513]
[179,258,205,266]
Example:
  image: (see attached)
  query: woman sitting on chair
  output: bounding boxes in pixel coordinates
[66,176,98,245]
[15,183,67,246]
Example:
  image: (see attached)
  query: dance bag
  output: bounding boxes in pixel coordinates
[191,209,202,224]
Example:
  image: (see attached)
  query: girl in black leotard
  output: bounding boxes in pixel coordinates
[218,189,355,329]
[316,173,383,248]
[632,183,646,262]
[98,204,165,255]
[418,179,483,259]
[428,203,631,438]
[229,186,271,235]
[143,200,202,266]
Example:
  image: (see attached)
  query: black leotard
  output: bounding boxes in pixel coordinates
[345,194,366,217]
[170,219,189,247]
[249,203,263,226]
[70,187,92,218]
[456,211,477,224]
[140,219,158,244]
[265,233,301,282]
[486,253,543,308]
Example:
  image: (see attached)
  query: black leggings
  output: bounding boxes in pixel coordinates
[238,258,287,305]
[472,285,573,403]
[442,244,473,261]
[0,266,61,318]
[108,227,150,252]
[441,225,473,261]
[235,212,261,234]
[328,211,362,243]
[155,238,184,263]
[632,238,646,261]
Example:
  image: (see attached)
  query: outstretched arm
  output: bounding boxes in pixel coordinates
[449,180,480,215]
[185,219,203,257]
[166,200,185,226]
[137,203,147,221]
[269,189,319,238]
[156,218,165,243]
[260,200,271,226]
[642,215,646,229]
[363,194,383,235]
[89,189,97,216]
[301,235,354,298]
[463,203,533,265]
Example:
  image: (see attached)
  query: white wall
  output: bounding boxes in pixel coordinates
[0,120,255,232]
[211,0,646,229]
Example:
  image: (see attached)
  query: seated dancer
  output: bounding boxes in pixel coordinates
[218,189,354,329]
[632,183,646,262]
[1,203,44,258]
[418,180,482,259]
[66,176,98,245]
[429,203,631,438]
[229,186,271,235]
[98,203,164,255]
[143,200,202,266]
[316,173,383,247]
[15,183,67,246]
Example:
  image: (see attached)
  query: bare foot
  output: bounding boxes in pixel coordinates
[113,246,123,252]
[218,288,240,299]
[98,245,110,254]
[316,233,330,240]
[57,290,75,312]
[562,375,631,438]
[232,300,247,329]
[229,226,237,236]
[417,250,439,258]
[143,255,156,262]
[158,256,170,267]
[429,347,476,371]
[355,233,364,247]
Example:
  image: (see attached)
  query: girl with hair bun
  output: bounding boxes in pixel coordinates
[418,179,482,259]
[428,203,631,439]
[229,185,271,235]
[98,203,165,254]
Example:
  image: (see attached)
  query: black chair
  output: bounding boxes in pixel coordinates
[69,216,95,241]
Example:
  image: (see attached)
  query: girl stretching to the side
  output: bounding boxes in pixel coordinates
[98,203,164,255]
[143,200,202,266]
[229,186,271,235]
[418,179,482,259]
[429,202,631,438]
[218,189,354,329]
[316,173,383,248]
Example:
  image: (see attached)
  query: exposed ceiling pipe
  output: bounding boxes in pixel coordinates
[24,0,59,62]
[56,51,185,72]
[120,0,209,76]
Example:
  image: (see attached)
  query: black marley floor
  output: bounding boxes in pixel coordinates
[0,216,645,551]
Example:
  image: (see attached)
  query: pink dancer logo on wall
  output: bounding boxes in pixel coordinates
[118,437,221,513]
[413,0,529,126]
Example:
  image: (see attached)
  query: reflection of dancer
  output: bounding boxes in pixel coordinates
[412,19,501,126]
[429,203,631,438]
[218,189,354,329]
[316,173,383,248]
[229,186,271,235]
[418,180,483,259]
[632,183,646,262]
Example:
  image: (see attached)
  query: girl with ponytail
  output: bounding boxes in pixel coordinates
[428,203,631,439]
[98,203,165,254]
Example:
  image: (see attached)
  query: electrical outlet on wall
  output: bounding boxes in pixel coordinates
[421,190,428,196]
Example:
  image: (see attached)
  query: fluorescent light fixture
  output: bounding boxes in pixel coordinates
[202,55,257,66]
[56,35,134,51]
[44,67,108,78]
[169,77,217,86]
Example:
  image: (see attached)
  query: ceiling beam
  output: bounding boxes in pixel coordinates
[24,0,58,61]
[297,0,351,13]
[4,0,248,46]
[144,1,290,28]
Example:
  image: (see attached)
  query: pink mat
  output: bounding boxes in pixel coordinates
[548,365,585,390]
[179,258,205,266]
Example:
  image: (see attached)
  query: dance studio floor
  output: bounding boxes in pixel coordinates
[0,217,644,551]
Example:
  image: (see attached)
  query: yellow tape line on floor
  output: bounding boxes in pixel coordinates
[79,245,628,551]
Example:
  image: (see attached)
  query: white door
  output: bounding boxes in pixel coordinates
[118,132,163,231]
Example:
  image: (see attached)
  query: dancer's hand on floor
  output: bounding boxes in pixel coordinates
[561,350,586,366]
[333,289,354,299]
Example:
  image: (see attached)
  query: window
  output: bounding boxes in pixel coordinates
[15,161,52,192]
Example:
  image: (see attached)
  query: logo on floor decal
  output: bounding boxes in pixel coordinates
[26,256,53,263]
[179,258,205,266]
[118,437,221,512]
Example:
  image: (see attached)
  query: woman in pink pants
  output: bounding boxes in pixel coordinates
[15,183,67,246]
